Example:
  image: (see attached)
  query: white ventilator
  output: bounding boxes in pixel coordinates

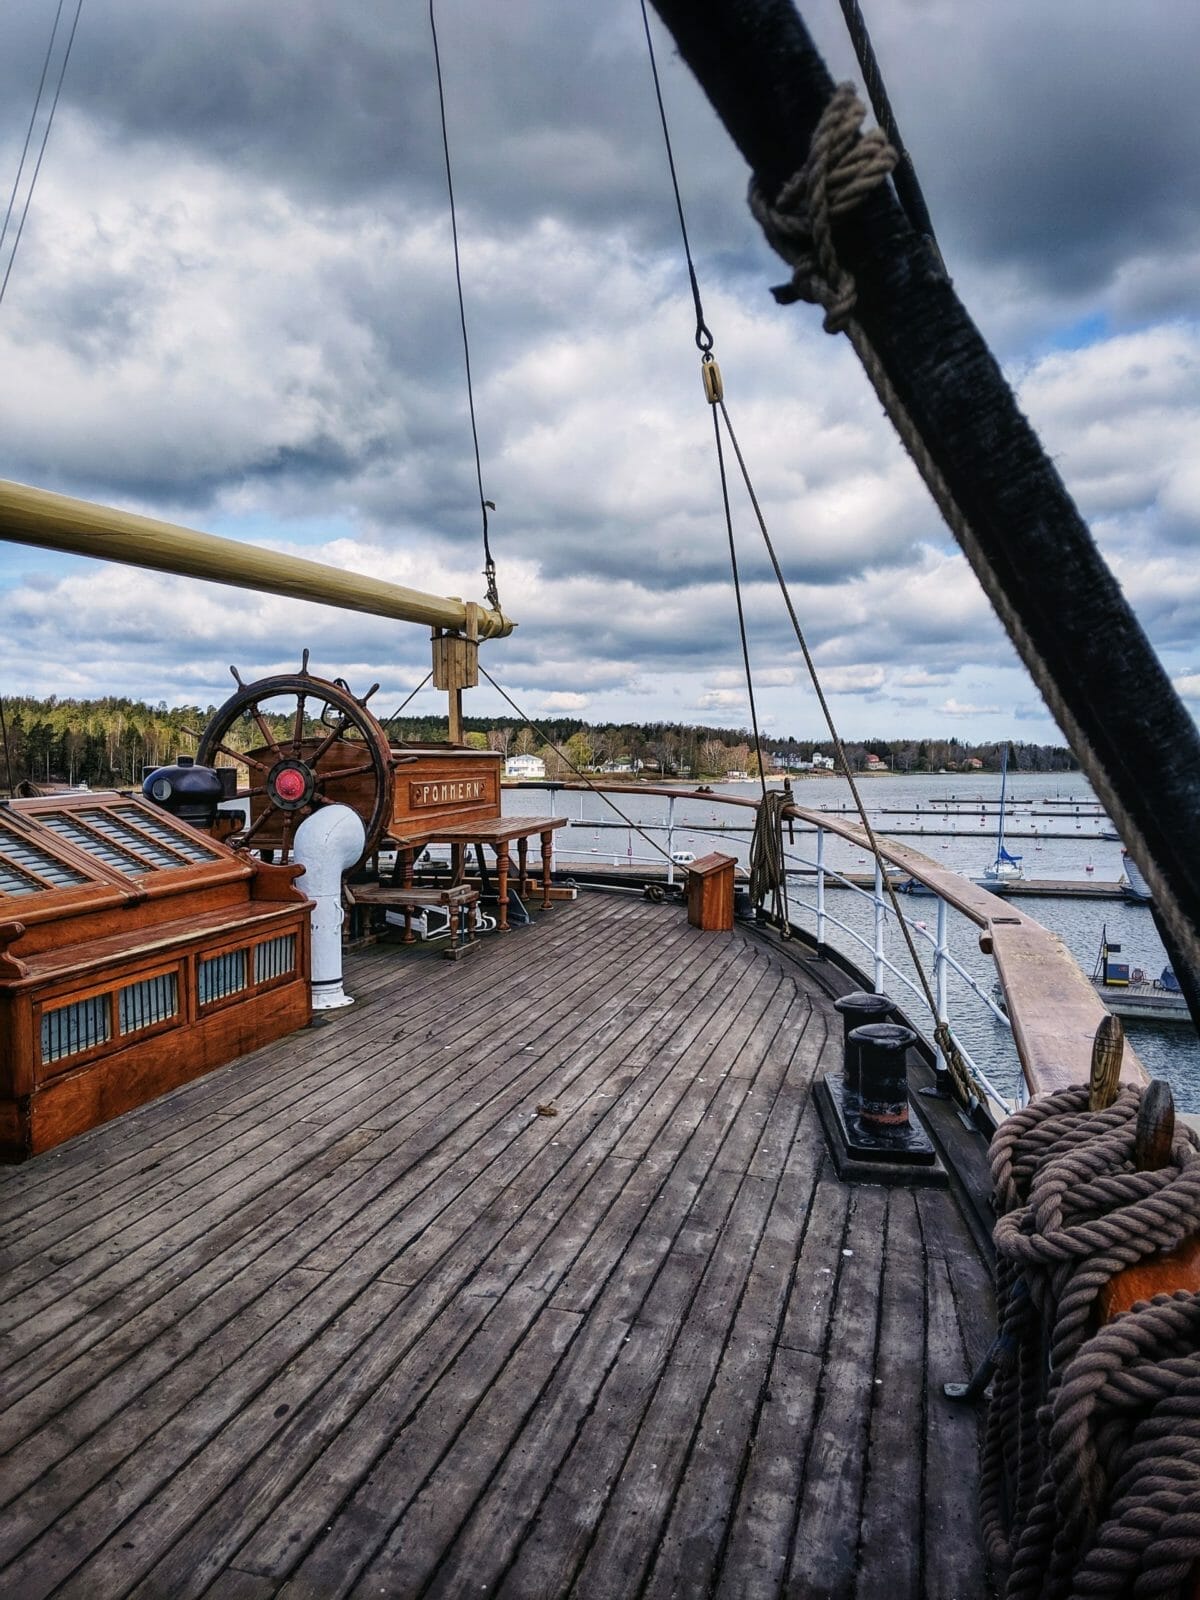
[293,805,365,1010]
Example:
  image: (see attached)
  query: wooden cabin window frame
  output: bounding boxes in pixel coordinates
[34,957,190,1079]
[194,925,303,1014]
[38,991,112,1071]
[252,931,298,991]
[117,968,183,1043]
[36,976,118,1079]
[10,795,240,895]
[195,945,250,1013]
[0,809,122,923]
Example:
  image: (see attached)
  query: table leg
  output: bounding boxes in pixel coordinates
[517,835,530,896]
[400,848,414,890]
[541,830,553,909]
[495,844,510,931]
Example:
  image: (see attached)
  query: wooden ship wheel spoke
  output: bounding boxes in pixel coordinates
[196,654,396,866]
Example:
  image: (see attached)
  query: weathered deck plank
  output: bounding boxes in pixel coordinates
[0,893,995,1600]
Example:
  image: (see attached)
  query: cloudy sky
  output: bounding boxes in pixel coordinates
[1,0,1198,745]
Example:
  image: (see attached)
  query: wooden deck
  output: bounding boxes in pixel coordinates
[0,893,994,1599]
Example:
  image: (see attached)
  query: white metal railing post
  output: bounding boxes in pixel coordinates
[549,784,561,874]
[934,896,949,1078]
[816,826,827,947]
[873,857,886,991]
[667,795,676,888]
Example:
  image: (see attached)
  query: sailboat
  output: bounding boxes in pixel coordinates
[978,744,1023,888]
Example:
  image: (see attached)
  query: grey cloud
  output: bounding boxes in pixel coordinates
[801,0,1200,310]
[1,1,1197,742]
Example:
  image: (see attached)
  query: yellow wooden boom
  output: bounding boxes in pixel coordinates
[0,477,514,639]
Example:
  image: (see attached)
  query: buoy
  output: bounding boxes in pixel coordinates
[1086,862,1094,873]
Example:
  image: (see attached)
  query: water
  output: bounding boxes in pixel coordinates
[502,771,1200,1109]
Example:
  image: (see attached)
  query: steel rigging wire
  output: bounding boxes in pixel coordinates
[638,0,982,1102]
[0,0,85,310]
[428,0,500,614]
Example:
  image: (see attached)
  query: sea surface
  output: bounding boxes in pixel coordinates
[503,770,1200,1111]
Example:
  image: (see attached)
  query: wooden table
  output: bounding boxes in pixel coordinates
[384,815,567,931]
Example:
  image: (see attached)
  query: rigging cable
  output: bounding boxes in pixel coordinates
[428,0,500,613]
[835,0,943,268]
[478,664,683,872]
[0,0,84,311]
[640,0,768,813]
[380,670,434,734]
[0,0,65,262]
[640,3,978,1100]
[639,0,712,356]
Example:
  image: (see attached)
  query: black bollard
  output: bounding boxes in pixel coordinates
[851,1022,918,1131]
[832,992,893,1108]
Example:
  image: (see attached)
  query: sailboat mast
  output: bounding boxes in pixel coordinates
[996,745,1008,864]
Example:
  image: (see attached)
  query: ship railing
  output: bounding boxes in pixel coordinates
[511,781,1144,1109]
[776,840,1017,1117]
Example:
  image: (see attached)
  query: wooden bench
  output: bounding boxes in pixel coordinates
[384,815,568,932]
[346,880,481,958]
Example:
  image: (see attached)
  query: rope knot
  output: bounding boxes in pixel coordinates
[747,83,897,332]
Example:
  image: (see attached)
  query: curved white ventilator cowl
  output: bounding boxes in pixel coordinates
[293,805,366,1010]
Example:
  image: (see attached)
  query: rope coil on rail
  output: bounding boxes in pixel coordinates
[983,1083,1200,1597]
[748,788,791,934]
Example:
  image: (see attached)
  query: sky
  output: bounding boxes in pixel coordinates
[0,0,1198,747]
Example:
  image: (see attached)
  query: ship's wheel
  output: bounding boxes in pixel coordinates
[195,652,396,865]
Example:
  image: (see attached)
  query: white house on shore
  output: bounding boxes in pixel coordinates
[505,754,546,779]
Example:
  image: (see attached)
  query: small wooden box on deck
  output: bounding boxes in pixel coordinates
[687,853,736,932]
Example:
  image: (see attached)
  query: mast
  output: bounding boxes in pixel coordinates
[648,0,1200,991]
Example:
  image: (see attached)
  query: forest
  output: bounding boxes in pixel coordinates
[0,692,1078,791]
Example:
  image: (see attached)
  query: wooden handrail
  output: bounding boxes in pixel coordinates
[778,801,1147,1098]
[517,781,1146,1099]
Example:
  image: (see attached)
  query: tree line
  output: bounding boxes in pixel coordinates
[0,693,1077,792]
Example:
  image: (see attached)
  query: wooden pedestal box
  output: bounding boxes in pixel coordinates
[687,853,736,932]
[0,793,313,1159]
[389,745,502,834]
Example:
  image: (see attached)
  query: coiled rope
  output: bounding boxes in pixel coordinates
[748,787,790,934]
[983,1084,1200,1597]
